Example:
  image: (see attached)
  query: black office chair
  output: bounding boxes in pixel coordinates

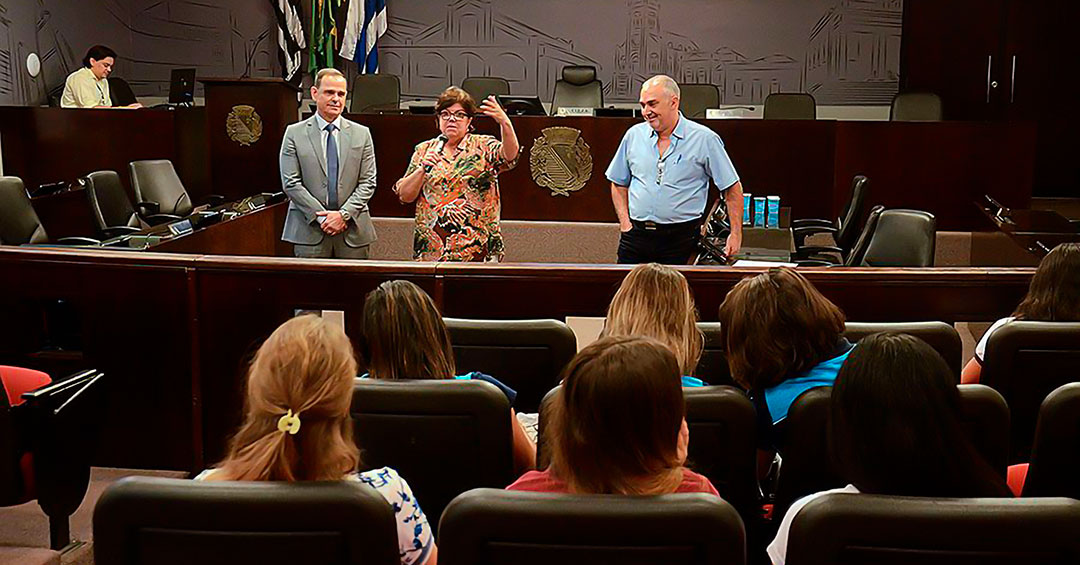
[107,77,137,107]
[82,171,165,238]
[0,177,99,246]
[350,379,515,534]
[679,83,720,119]
[763,93,816,120]
[350,73,401,114]
[843,322,962,377]
[792,175,871,259]
[860,209,936,267]
[772,384,1010,520]
[795,205,884,267]
[683,386,760,532]
[980,321,1080,461]
[93,476,400,565]
[1024,383,1080,498]
[551,65,603,114]
[2,368,103,549]
[129,159,222,221]
[462,77,511,103]
[891,91,944,122]
[695,322,734,387]
[443,317,576,413]
[439,489,747,565]
[786,494,1080,565]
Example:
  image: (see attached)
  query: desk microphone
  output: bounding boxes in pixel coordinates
[424,135,448,173]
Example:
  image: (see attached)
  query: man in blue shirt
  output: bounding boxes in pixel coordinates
[606,75,744,264]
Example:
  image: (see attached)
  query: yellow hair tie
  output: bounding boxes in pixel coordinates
[277,409,301,435]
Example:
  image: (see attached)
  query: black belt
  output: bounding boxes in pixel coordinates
[631,218,701,231]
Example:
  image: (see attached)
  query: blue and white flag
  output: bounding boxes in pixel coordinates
[339,0,387,74]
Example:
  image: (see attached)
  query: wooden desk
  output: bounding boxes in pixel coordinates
[0,245,1035,471]
[354,114,1036,231]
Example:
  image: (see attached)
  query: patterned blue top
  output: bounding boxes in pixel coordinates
[195,466,434,565]
[605,113,740,223]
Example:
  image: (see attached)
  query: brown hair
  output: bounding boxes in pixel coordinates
[435,86,477,115]
[214,315,360,481]
[602,263,703,375]
[361,280,456,380]
[1013,243,1080,321]
[547,335,686,494]
[718,267,845,391]
[314,68,346,89]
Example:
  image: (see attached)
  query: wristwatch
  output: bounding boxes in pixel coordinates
[339,209,351,223]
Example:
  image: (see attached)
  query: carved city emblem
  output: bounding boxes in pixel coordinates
[530,126,592,197]
[226,104,263,146]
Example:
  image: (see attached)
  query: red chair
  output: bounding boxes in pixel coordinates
[1,366,102,549]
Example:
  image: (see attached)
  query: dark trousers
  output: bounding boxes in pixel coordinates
[617,219,701,265]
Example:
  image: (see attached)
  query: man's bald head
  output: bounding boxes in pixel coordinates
[639,75,681,135]
[641,75,681,100]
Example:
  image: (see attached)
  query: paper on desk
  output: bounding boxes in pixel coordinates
[731,259,798,268]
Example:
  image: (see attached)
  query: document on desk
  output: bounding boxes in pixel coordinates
[731,259,797,268]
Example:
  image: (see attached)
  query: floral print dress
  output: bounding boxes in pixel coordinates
[407,134,517,262]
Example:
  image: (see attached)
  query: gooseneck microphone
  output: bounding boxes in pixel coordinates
[424,135,449,173]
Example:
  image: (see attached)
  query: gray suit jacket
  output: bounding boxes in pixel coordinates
[279,115,377,247]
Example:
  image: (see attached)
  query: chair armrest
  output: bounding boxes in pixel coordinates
[791,218,834,228]
[792,225,838,248]
[144,213,183,226]
[793,245,843,258]
[101,226,141,239]
[54,237,102,246]
[135,201,160,215]
[198,194,226,207]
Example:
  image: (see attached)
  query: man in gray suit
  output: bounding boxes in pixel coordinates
[280,68,377,258]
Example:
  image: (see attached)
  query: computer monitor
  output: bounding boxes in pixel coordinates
[497,95,547,116]
[168,68,196,104]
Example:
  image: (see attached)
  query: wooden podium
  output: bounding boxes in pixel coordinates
[200,78,300,201]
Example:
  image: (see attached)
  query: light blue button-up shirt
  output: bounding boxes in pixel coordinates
[605,113,740,223]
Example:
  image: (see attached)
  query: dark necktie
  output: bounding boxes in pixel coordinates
[325,123,339,209]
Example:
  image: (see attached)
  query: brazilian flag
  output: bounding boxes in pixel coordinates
[309,0,341,74]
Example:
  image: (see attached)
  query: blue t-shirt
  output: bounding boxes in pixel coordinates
[359,372,518,408]
[682,375,707,387]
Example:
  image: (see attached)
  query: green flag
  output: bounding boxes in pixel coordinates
[309,0,341,74]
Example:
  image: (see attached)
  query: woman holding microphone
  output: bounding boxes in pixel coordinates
[394,86,519,262]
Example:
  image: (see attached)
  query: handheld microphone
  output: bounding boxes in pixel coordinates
[424,135,448,173]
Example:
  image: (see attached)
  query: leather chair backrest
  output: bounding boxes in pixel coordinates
[0,176,48,245]
[843,205,884,266]
[763,93,816,120]
[773,385,1009,519]
[462,77,511,102]
[679,84,720,119]
[444,317,576,413]
[861,209,937,267]
[84,171,139,234]
[107,77,137,107]
[129,160,192,216]
[439,488,747,565]
[981,321,1080,461]
[350,379,514,533]
[1024,383,1080,498]
[350,73,401,114]
[695,322,734,387]
[683,386,759,528]
[843,321,962,378]
[891,91,944,122]
[786,494,1080,565]
[551,66,602,113]
[835,175,870,251]
[92,476,400,565]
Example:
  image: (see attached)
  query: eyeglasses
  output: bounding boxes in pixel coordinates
[438,111,471,121]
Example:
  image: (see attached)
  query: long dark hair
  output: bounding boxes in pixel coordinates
[360,280,456,380]
[830,333,1011,497]
[82,45,116,68]
[718,267,845,391]
[1014,242,1080,321]
[547,335,686,494]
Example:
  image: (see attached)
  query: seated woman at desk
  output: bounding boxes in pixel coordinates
[392,86,519,262]
[60,45,141,109]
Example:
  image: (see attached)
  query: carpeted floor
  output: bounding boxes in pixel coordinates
[0,467,187,565]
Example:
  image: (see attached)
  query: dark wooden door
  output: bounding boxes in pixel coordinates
[901,0,1009,121]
